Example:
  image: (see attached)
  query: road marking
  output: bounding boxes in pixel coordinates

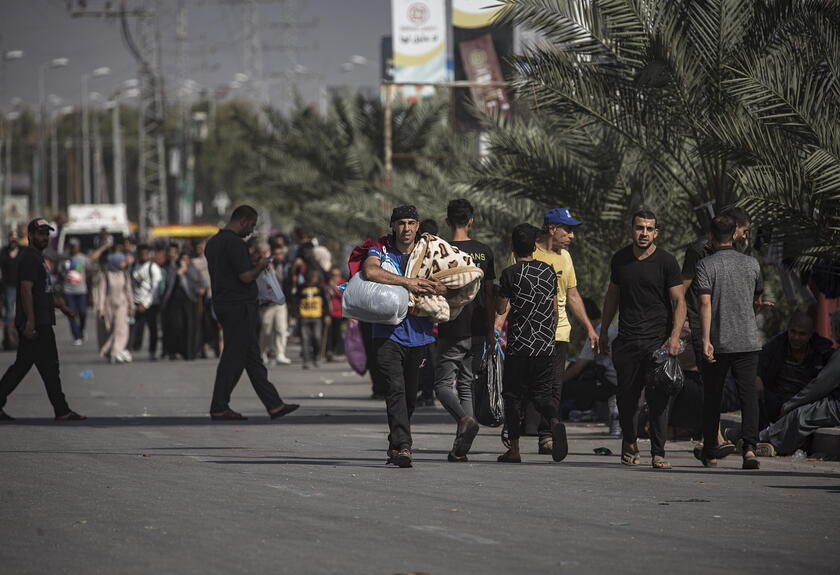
[409,525,498,545]
[265,484,323,498]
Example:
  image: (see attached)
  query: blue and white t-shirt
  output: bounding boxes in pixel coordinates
[367,244,434,348]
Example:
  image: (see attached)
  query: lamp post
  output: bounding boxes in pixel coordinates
[38,57,69,214]
[107,80,139,205]
[47,94,66,216]
[1,51,24,230]
[1,108,21,241]
[81,66,110,204]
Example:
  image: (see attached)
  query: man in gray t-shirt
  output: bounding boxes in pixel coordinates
[694,215,771,470]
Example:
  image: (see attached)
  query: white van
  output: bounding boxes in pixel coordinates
[57,204,131,253]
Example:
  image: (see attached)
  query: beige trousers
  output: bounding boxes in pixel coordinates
[259,303,288,358]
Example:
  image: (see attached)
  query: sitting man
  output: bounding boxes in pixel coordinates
[759,309,840,455]
[758,311,833,425]
[560,297,620,436]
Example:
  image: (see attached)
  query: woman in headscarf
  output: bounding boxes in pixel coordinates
[161,252,204,360]
[97,252,134,363]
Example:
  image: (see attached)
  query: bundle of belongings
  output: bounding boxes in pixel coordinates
[344,232,483,324]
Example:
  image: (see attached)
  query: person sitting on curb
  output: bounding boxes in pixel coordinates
[757,311,834,426]
[758,309,840,456]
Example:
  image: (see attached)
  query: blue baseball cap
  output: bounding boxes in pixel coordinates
[544,208,581,227]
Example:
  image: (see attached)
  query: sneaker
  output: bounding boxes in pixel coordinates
[608,415,622,437]
[55,410,87,421]
[569,409,595,423]
[275,355,292,365]
[389,448,412,468]
[261,352,269,365]
[72,339,83,346]
[148,353,158,362]
[538,439,553,455]
[302,363,311,370]
[755,442,776,457]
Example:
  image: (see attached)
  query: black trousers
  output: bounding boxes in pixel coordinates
[536,341,568,439]
[130,304,160,354]
[0,326,71,417]
[503,354,558,441]
[701,351,759,456]
[210,301,284,414]
[612,337,670,457]
[374,338,427,450]
[362,322,388,396]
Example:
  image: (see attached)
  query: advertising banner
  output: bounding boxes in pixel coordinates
[452,0,504,29]
[459,34,511,117]
[391,0,447,83]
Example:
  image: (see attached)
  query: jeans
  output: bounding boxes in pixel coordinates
[0,326,71,417]
[537,341,568,440]
[64,293,88,340]
[701,351,759,455]
[502,355,557,441]
[374,338,428,450]
[210,301,285,414]
[300,317,323,365]
[612,337,670,457]
[434,336,483,422]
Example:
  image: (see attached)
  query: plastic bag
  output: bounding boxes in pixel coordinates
[341,257,408,325]
[473,344,505,427]
[257,268,286,306]
[344,319,367,376]
[647,347,685,396]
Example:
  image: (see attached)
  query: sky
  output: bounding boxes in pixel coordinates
[0,0,392,113]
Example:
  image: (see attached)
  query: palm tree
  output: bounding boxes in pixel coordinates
[477,0,839,270]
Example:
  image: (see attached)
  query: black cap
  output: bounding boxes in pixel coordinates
[28,218,55,233]
[390,205,419,223]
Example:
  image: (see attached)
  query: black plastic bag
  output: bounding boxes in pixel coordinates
[473,345,505,427]
[647,347,685,396]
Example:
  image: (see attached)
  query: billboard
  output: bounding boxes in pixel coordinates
[459,34,511,118]
[391,0,447,83]
[452,0,504,29]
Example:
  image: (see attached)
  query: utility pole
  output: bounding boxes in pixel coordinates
[71,1,168,236]
[176,0,193,224]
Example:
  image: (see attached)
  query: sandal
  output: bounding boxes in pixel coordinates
[693,445,718,467]
[652,455,672,470]
[742,454,760,470]
[497,451,522,463]
[551,422,568,462]
[621,440,640,466]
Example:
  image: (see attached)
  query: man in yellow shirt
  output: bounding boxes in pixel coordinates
[501,208,600,453]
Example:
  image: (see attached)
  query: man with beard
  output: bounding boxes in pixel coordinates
[362,205,446,468]
[599,210,685,469]
[0,219,86,421]
[206,205,299,421]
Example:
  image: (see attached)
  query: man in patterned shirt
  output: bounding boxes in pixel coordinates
[495,224,567,463]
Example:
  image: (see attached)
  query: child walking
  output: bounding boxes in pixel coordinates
[495,224,568,463]
[298,269,330,369]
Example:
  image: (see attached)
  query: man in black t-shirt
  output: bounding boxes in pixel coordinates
[495,224,568,463]
[0,218,86,421]
[433,199,496,462]
[206,205,299,421]
[599,210,685,469]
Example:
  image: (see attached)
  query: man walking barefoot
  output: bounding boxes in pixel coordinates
[0,218,86,421]
[206,205,299,421]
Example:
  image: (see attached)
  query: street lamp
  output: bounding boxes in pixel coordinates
[1,50,24,240]
[38,57,69,214]
[108,83,140,205]
[81,66,110,204]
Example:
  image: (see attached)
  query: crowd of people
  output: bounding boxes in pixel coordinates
[0,200,837,470]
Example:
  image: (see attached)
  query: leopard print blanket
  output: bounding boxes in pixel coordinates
[406,233,484,323]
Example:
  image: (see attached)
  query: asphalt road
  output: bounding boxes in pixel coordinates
[1,320,839,575]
